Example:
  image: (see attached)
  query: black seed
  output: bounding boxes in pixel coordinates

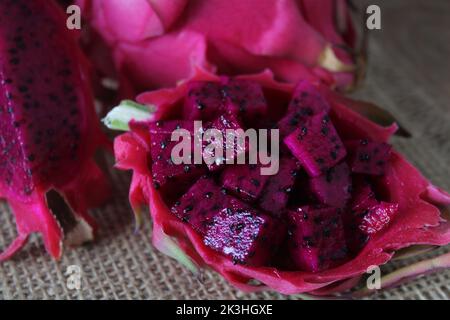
[301,126,308,135]
[174,201,181,207]
[160,141,167,149]
[313,217,322,224]
[284,187,292,194]
[197,103,205,110]
[18,85,28,93]
[183,165,190,173]
[27,154,35,162]
[359,153,370,162]
[221,188,228,195]
[303,213,309,220]
[360,139,369,145]
[183,205,193,213]
[205,192,213,199]
[289,118,299,126]
[321,126,329,136]
[250,178,260,187]
[153,182,160,189]
[330,150,337,160]
[301,107,313,116]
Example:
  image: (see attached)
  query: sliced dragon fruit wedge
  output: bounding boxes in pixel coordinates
[170,176,225,235]
[277,81,331,138]
[203,113,246,171]
[204,198,286,266]
[359,202,399,235]
[184,81,223,121]
[284,112,347,177]
[258,156,301,217]
[287,206,348,272]
[309,162,352,208]
[346,139,392,175]
[221,78,268,125]
[149,120,205,200]
[221,164,270,202]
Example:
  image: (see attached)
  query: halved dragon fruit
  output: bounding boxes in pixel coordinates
[0,0,110,261]
[106,71,450,296]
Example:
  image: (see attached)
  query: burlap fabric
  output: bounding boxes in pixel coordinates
[1,0,449,300]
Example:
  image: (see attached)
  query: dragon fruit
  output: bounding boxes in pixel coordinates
[170,176,225,235]
[204,198,286,266]
[221,164,270,203]
[287,206,348,272]
[78,0,361,96]
[0,0,110,260]
[359,202,399,235]
[258,156,301,216]
[203,114,247,171]
[346,139,392,175]
[277,81,331,137]
[309,162,352,208]
[105,70,450,296]
[284,112,347,177]
[184,81,223,121]
[149,120,205,201]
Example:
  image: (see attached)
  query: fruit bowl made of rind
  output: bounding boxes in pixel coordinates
[111,69,450,297]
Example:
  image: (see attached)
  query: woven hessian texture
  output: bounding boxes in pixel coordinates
[0,0,449,300]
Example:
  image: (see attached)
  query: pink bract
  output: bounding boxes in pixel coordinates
[78,0,360,96]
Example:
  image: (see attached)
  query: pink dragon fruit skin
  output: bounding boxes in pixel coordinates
[0,0,110,260]
[78,0,359,95]
[111,70,450,295]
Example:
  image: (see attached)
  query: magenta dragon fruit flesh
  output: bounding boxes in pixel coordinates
[0,0,110,260]
[107,71,450,296]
